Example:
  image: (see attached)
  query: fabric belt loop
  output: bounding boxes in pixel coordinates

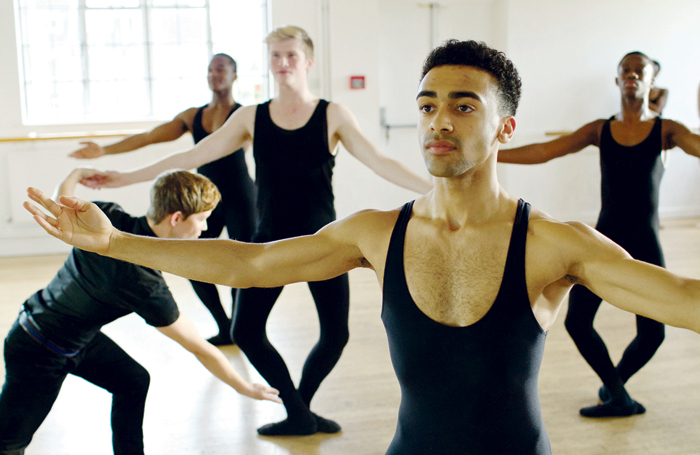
[18,310,80,358]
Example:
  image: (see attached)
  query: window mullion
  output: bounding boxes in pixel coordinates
[205,0,212,60]
[78,0,90,119]
[142,0,154,118]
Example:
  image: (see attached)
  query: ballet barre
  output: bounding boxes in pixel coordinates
[0,130,141,143]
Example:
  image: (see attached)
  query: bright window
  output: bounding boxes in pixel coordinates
[16,0,269,125]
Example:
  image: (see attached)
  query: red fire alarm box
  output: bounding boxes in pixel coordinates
[350,76,365,89]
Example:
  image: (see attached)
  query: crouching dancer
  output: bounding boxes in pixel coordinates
[0,168,280,455]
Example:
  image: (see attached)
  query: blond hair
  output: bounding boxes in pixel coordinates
[146,170,221,223]
[265,25,314,59]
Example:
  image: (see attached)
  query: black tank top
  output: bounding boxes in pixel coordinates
[381,199,550,455]
[192,104,254,195]
[598,116,664,234]
[252,99,336,241]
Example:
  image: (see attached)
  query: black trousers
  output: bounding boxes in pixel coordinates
[0,320,150,455]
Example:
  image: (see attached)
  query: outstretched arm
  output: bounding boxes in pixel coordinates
[665,119,700,158]
[69,109,194,159]
[156,314,281,402]
[83,106,255,188]
[498,120,602,164]
[560,222,700,333]
[25,188,370,289]
[331,103,433,194]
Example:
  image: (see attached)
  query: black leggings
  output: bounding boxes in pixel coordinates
[232,274,350,419]
[564,226,665,395]
[190,191,256,333]
[0,322,150,454]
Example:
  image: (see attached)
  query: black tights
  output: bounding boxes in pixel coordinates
[565,285,665,398]
[190,196,255,335]
[232,274,350,420]
[564,227,666,400]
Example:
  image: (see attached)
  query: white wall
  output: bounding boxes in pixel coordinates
[1,0,699,257]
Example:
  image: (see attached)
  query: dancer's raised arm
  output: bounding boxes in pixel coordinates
[330,103,433,194]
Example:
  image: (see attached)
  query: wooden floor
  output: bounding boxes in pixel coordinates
[2,219,700,454]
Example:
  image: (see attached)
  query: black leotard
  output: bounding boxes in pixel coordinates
[596,116,665,260]
[382,199,551,455]
[251,99,335,241]
[186,104,256,339]
[232,99,349,428]
[192,104,256,242]
[565,115,665,396]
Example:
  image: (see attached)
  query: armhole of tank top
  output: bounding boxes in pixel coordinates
[381,201,415,300]
[193,106,204,125]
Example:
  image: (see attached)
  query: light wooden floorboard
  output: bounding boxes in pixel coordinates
[2,218,700,454]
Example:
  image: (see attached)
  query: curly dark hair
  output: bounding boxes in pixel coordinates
[420,40,522,116]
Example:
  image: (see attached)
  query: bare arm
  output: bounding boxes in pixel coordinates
[86,106,256,188]
[69,110,195,159]
[498,120,602,164]
[665,119,700,158]
[649,88,668,114]
[53,167,102,199]
[562,222,700,333]
[331,103,433,194]
[156,314,281,402]
[24,188,371,289]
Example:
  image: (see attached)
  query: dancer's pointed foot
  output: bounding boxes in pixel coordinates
[313,413,342,434]
[580,399,646,418]
[257,417,317,436]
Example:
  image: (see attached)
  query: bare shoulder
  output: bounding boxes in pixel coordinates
[326,102,358,128]
[232,104,258,123]
[322,207,403,270]
[661,118,695,149]
[216,104,256,138]
[327,207,401,240]
[175,107,200,130]
[529,207,604,248]
[527,207,629,270]
[578,118,606,146]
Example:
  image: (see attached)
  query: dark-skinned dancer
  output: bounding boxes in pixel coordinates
[499,51,700,417]
[69,53,254,345]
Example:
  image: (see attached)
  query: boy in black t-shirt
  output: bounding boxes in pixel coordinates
[0,168,280,455]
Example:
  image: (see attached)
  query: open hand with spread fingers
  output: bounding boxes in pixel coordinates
[24,187,115,255]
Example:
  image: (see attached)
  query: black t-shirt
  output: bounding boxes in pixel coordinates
[24,202,180,351]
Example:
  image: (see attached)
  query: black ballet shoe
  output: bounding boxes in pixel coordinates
[579,399,646,418]
[206,333,234,346]
[598,385,611,402]
[257,417,317,436]
[313,413,342,434]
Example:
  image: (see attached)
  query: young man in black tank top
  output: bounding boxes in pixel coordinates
[78,26,432,436]
[499,51,700,417]
[27,40,700,454]
[68,53,255,346]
